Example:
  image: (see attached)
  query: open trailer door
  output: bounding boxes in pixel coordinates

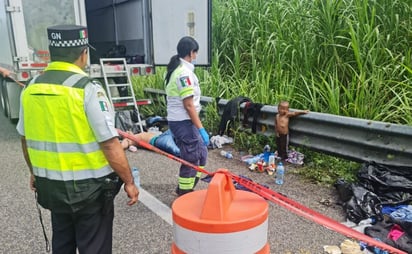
[150,0,211,66]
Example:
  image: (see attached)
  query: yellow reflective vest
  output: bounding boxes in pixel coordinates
[22,61,112,212]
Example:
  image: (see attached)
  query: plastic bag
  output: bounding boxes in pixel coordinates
[344,184,382,224]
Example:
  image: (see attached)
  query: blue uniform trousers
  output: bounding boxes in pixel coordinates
[169,120,207,194]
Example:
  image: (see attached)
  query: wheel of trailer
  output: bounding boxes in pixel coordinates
[0,78,8,118]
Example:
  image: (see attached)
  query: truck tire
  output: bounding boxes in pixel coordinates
[0,78,9,118]
[3,86,10,119]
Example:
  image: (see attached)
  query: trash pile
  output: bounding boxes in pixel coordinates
[333,162,412,253]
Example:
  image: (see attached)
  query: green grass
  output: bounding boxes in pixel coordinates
[297,147,360,185]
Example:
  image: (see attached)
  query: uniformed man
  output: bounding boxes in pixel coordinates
[16,24,139,254]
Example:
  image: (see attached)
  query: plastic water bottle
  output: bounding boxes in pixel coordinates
[220,150,233,159]
[263,145,271,163]
[275,162,285,185]
[268,155,276,168]
[267,155,276,175]
[131,167,140,188]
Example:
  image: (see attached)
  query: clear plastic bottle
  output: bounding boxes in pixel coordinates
[268,155,276,168]
[275,162,285,185]
[131,167,140,188]
[267,155,276,175]
[220,150,233,159]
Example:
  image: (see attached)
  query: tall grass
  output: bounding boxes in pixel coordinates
[208,0,412,125]
[134,0,411,124]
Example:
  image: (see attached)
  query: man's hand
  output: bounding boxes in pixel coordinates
[124,183,139,206]
[100,137,139,205]
[30,174,36,191]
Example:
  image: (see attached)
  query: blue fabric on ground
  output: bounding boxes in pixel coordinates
[154,129,180,157]
[390,205,412,222]
[381,204,408,215]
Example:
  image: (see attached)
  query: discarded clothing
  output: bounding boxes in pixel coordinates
[381,204,408,215]
[389,205,412,237]
[285,149,305,165]
[389,205,412,223]
[364,220,412,253]
[387,224,404,241]
[218,96,252,136]
[208,135,233,149]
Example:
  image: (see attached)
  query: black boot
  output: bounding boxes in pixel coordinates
[175,187,193,197]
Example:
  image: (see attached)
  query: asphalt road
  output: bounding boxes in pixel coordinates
[0,108,348,254]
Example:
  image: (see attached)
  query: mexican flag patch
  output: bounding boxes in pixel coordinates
[99,101,109,112]
[79,29,87,39]
[179,76,191,87]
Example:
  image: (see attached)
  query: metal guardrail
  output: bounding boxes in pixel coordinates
[144,88,412,168]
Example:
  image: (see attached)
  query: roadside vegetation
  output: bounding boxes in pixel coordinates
[133,0,411,185]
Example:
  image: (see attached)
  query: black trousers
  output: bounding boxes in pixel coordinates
[51,201,114,254]
[276,133,289,160]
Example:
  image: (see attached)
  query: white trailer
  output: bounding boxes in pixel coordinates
[0,0,211,122]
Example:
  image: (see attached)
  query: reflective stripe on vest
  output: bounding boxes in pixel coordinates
[22,63,112,181]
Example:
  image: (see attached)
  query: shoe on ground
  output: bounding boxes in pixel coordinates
[175,187,193,197]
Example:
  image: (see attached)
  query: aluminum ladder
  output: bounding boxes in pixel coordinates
[99,58,145,133]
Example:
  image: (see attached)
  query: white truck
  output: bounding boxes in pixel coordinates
[0,0,211,122]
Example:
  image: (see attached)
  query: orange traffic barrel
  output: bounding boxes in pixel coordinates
[171,169,269,254]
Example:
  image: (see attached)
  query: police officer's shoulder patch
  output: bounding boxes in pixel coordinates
[99,100,109,112]
[97,91,106,98]
[179,76,192,88]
